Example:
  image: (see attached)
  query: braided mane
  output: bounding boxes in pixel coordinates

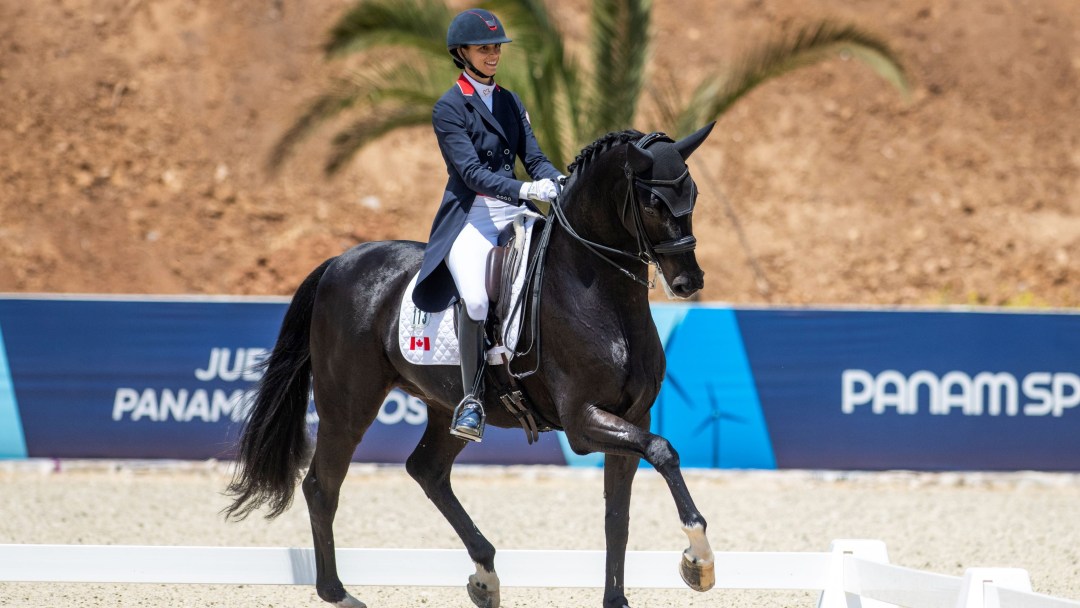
[566,129,645,175]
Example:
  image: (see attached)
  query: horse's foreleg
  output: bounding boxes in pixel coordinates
[602,454,639,608]
[406,409,500,608]
[566,406,716,594]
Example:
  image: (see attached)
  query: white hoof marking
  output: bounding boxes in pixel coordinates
[472,562,501,592]
[682,522,715,564]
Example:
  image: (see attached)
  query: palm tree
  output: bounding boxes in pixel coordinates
[270,0,909,174]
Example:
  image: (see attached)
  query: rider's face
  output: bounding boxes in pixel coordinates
[460,44,502,80]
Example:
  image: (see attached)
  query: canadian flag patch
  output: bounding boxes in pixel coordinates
[409,336,431,351]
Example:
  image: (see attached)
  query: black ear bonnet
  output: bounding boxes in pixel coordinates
[631,133,698,218]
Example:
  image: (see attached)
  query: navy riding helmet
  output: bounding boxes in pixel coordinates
[446,9,512,69]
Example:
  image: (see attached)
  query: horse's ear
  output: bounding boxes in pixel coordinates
[626,143,654,173]
[674,121,716,160]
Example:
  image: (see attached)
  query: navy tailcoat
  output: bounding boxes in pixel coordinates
[412,74,562,313]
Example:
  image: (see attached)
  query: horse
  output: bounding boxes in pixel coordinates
[224,122,718,608]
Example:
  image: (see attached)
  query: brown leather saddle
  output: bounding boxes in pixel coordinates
[485,217,525,322]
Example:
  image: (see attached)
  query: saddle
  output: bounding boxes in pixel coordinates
[396,214,555,442]
[399,213,539,368]
[484,216,528,358]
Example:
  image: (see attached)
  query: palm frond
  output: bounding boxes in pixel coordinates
[346,58,453,106]
[325,106,434,175]
[279,3,912,181]
[537,75,578,170]
[670,21,909,136]
[482,0,583,168]
[666,78,724,139]
[270,57,448,172]
[650,70,700,136]
[588,0,651,138]
[324,0,451,59]
[268,78,367,172]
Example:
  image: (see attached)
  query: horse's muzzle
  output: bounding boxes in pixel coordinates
[669,271,704,299]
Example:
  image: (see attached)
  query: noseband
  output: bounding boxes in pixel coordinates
[550,133,697,288]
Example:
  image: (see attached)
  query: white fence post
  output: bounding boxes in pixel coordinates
[819,539,892,608]
[957,568,1032,608]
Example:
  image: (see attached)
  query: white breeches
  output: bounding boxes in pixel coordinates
[447,197,525,321]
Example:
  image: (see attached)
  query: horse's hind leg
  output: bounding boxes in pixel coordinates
[303,388,383,608]
[406,407,500,608]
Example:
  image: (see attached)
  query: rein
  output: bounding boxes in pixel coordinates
[549,183,654,288]
[507,134,696,379]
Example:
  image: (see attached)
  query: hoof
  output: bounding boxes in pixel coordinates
[333,592,367,608]
[679,550,715,592]
[467,573,501,608]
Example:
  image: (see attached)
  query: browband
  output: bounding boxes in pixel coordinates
[635,132,674,150]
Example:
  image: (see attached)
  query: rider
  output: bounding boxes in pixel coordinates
[411,9,563,443]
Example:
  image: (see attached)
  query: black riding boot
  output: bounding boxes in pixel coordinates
[449,309,486,442]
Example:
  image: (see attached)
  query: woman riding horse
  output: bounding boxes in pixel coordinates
[413,8,564,442]
[224,11,719,606]
[226,121,717,608]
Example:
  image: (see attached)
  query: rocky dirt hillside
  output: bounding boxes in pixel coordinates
[2,0,1077,307]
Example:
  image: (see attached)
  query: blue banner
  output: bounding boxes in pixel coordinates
[0,297,564,465]
[1,297,1077,470]
[733,309,1080,471]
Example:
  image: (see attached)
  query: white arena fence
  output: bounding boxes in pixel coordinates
[2,539,1078,608]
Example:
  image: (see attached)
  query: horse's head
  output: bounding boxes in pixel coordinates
[623,122,715,299]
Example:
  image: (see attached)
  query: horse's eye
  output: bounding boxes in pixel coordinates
[642,194,661,216]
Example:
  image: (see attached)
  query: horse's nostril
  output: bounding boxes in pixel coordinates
[670,276,698,297]
[668,271,704,298]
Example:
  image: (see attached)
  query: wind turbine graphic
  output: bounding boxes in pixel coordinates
[664,372,748,468]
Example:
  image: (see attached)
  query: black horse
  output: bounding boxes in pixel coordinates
[225,123,717,608]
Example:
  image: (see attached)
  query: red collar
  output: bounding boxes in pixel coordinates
[455,73,499,96]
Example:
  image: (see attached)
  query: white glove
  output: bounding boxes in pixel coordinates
[523,178,558,203]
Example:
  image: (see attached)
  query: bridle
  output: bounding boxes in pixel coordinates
[549,133,698,288]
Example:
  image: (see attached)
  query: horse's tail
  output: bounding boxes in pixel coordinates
[224,257,335,521]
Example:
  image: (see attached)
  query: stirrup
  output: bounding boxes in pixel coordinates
[449,396,486,442]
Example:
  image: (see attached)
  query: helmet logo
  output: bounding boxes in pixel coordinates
[467,10,499,31]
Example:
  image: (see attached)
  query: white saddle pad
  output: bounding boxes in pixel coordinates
[398,213,540,366]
